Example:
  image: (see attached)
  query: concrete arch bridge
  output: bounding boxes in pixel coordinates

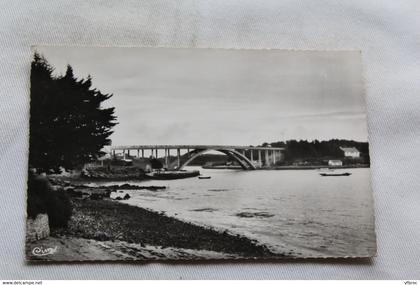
[111,145,284,170]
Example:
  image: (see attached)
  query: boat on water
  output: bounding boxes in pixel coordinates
[320,172,351,177]
[145,170,200,180]
[198,176,211,179]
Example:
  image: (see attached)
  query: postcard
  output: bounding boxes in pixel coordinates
[26,47,375,261]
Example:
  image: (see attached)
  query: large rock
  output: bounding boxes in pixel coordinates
[93,231,110,241]
[26,213,50,242]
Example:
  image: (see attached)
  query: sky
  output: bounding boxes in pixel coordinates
[33,47,369,146]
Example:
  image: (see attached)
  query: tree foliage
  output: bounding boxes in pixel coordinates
[29,53,117,173]
[150,158,163,169]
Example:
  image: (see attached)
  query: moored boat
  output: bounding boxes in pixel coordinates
[320,172,351,177]
[145,170,200,180]
[198,176,211,179]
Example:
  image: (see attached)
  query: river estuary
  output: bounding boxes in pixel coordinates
[103,167,376,258]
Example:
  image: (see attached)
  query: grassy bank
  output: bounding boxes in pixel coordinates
[53,197,278,259]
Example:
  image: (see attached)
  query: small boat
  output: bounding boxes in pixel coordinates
[145,170,200,180]
[320,172,351,177]
[198,176,211,179]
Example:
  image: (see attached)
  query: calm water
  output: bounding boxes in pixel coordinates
[104,167,376,257]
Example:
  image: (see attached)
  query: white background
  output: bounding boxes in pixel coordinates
[0,0,419,280]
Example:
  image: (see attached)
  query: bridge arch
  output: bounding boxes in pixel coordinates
[178,148,256,171]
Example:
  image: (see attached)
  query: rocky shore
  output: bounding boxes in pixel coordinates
[50,197,276,259]
[81,166,145,180]
[27,178,280,260]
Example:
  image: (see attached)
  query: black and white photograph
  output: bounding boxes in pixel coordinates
[26,47,376,261]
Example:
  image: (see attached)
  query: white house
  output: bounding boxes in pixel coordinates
[340,147,360,158]
[328,160,343,166]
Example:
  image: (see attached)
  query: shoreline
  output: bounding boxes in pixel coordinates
[49,164,370,185]
[203,165,370,170]
[28,193,281,261]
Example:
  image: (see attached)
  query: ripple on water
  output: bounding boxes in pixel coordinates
[235,211,274,218]
[157,195,189,201]
[190,208,217,212]
[208,189,230,192]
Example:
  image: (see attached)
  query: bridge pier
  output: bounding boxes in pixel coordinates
[265,150,270,167]
[272,149,276,165]
[177,148,181,169]
[165,149,169,168]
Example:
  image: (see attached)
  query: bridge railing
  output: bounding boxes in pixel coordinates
[111,144,284,151]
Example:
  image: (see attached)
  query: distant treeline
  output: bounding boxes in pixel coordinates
[261,139,370,165]
[186,139,370,166]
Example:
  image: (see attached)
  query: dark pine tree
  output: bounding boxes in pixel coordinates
[29,53,117,173]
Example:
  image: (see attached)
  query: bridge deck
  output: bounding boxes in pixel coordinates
[111,145,284,151]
